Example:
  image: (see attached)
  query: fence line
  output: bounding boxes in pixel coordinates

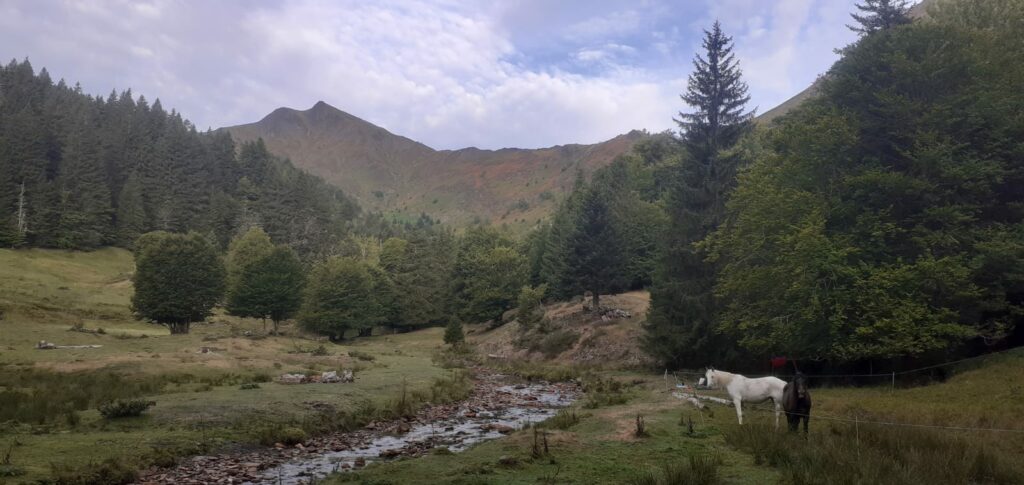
[742,403,1024,434]
[673,391,1024,434]
[670,346,1022,381]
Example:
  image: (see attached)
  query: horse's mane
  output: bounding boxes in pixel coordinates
[712,370,737,387]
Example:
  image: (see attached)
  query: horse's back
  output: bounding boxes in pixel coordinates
[731,375,785,402]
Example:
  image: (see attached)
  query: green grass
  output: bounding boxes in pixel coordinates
[336,350,1024,484]
[0,248,458,482]
[3,248,1024,484]
[329,378,776,485]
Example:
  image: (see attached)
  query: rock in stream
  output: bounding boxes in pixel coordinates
[137,368,579,484]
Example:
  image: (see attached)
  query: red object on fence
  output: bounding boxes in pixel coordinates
[770,357,788,369]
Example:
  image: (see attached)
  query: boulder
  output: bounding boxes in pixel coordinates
[279,373,306,384]
[321,371,339,383]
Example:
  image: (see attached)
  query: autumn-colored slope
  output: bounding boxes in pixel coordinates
[226,101,642,228]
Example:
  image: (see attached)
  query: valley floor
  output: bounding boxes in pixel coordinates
[2,248,1023,484]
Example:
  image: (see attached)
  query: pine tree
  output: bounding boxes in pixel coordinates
[565,185,623,310]
[444,317,465,347]
[54,114,113,249]
[848,0,911,35]
[116,172,147,247]
[646,21,752,368]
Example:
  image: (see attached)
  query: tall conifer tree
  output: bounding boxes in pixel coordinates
[645,21,752,368]
[848,0,911,35]
[566,185,623,309]
[116,172,147,247]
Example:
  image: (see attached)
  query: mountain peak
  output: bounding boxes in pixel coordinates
[310,100,336,112]
[225,104,641,227]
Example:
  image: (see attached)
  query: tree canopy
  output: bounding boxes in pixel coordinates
[0,59,359,255]
[710,1,1024,360]
[130,231,225,334]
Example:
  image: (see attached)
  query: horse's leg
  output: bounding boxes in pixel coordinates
[774,400,781,430]
[803,412,810,436]
[787,413,798,432]
[733,398,743,425]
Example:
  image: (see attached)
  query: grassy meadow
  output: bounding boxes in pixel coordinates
[331,351,1024,485]
[2,248,1023,484]
[0,248,456,482]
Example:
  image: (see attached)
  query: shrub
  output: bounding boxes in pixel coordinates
[634,414,647,437]
[254,425,307,446]
[51,458,137,485]
[98,399,155,419]
[348,350,375,361]
[444,318,465,347]
[543,408,581,430]
[581,375,633,409]
[533,329,578,358]
[628,453,721,485]
[239,383,261,390]
[310,344,330,356]
[430,370,473,404]
[722,421,1024,484]
[252,372,272,383]
[516,285,546,331]
[0,464,25,477]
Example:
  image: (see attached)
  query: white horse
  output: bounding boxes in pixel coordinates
[704,367,786,428]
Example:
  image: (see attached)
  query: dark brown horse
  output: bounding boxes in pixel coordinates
[782,372,811,434]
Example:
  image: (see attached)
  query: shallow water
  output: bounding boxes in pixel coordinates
[253,381,577,484]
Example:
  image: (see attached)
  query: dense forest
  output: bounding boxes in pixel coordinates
[0,59,359,255]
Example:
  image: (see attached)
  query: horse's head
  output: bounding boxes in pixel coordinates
[704,367,716,389]
[793,372,809,399]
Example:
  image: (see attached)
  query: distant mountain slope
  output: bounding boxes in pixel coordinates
[226,102,642,228]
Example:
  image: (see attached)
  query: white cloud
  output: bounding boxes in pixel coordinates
[699,0,858,115]
[0,0,860,149]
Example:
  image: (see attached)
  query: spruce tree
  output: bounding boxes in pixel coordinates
[848,0,911,35]
[115,172,147,247]
[645,21,752,368]
[565,185,623,310]
[444,317,465,347]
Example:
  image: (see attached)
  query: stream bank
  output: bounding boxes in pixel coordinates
[138,368,579,484]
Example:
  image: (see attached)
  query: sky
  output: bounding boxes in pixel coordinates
[0,0,861,150]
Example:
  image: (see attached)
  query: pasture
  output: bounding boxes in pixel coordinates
[0,248,454,482]
[1,248,1022,484]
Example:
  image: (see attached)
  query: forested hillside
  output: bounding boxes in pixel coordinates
[0,59,359,255]
[531,0,1024,369]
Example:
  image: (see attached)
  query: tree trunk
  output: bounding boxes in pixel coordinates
[592,291,600,311]
[271,319,279,335]
[168,321,190,334]
[16,181,27,236]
